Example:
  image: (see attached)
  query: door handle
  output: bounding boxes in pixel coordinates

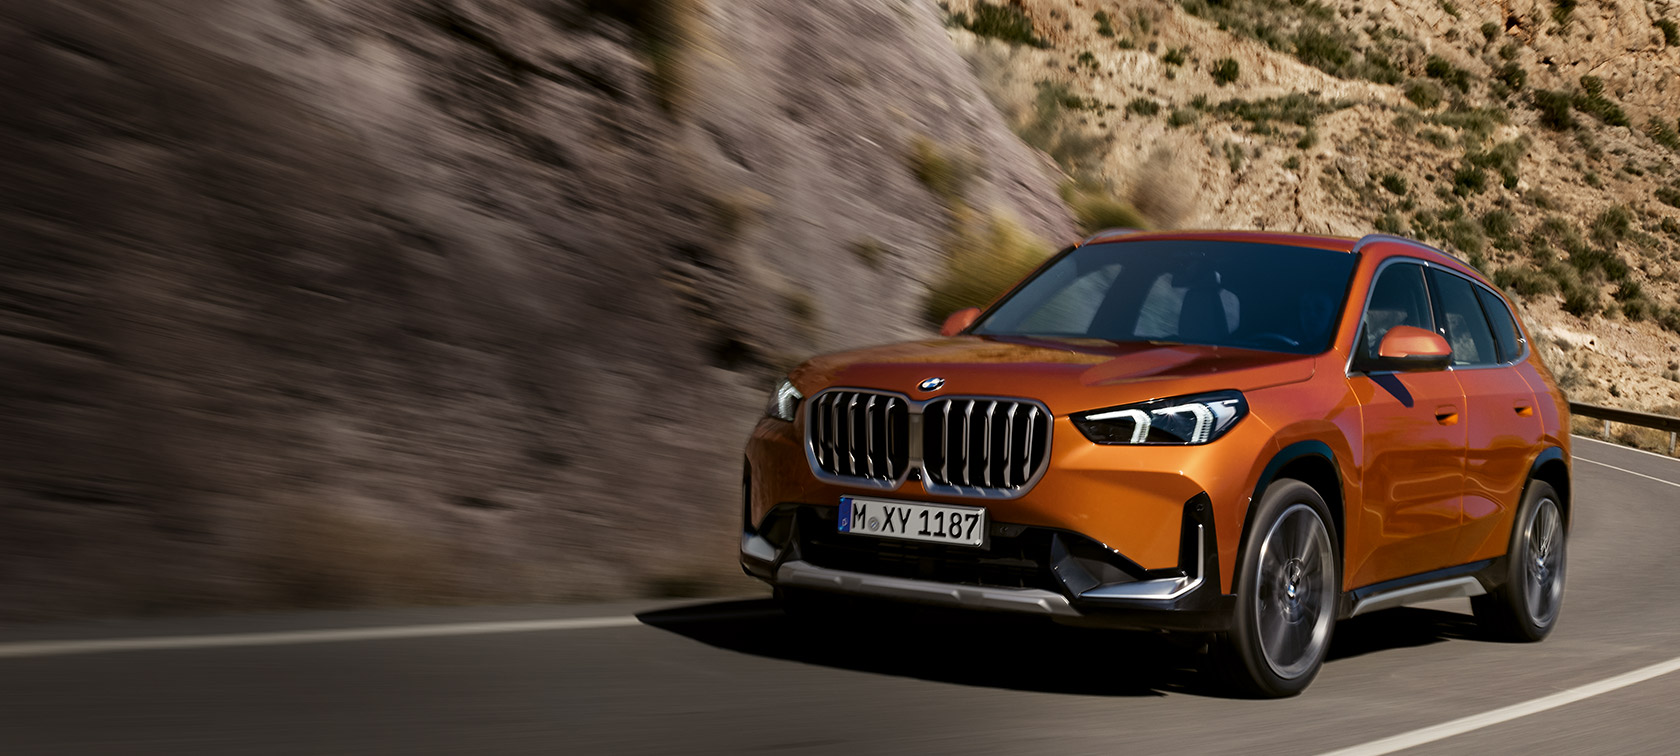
[1435,406,1460,425]
[1514,402,1534,417]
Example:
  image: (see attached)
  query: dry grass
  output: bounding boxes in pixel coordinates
[924,206,1051,323]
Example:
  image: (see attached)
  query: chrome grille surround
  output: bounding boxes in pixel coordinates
[803,388,1053,499]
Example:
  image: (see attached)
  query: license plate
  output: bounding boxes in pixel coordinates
[838,497,987,547]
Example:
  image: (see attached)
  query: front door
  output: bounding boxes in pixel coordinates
[1349,262,1467,588]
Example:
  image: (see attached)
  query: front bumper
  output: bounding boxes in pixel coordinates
[741,496,1234,632]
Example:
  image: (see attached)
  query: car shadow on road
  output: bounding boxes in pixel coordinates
[638,599,1490,698]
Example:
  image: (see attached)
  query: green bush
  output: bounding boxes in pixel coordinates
[1127,98,1161,116]
[1465,139,1527,189]
[1163,46,1188,66]
[1656,186,1680,209]
[1418,128,1452,148]
[1499,41,1520,60]
[1494,62,1527,92]
[1429,106,1507,141]
[1452,164,1488,196]
[1551,0,1578,27]
[1531,90,1576,130]
[1077,51,1099,70]
[1444,218,1485,254]
[1657,307,1680,334]
[1647,118,1680,152]
[1560,280,1600,317]
[1659,19,1679,46]
[1213,93,1351,127]
[1291,29,1352,72]
[1094,10,1117,38]
[1424,56,1470,92]
[1481,208,1517,238]
[1493,266,1557,298]
[1405,81,1442,109]
[924,209,1051,323]
[1380,173,1409,195]
[1168,108,1200,128]
[1480,22,1500,41]
[1589,204,1634,247]
[1064,184,1149,233]
[1375,211,1406,234]
[1212,58,1241,86]
[961,2,1048,47]
[1574,77,1630,127]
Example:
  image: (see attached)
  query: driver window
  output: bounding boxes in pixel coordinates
[1361,263,1434,359]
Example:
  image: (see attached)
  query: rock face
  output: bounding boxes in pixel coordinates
[0,0,1074,619]
[947,0,1680,411]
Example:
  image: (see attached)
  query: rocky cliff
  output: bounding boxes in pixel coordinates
[0,0,1074,619]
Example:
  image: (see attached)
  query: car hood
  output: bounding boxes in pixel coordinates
[791,335,1316,415]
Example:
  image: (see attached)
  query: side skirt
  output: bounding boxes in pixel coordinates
[1338,559,1501,619]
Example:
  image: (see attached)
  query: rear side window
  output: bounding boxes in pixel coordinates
[1361,263,1434,360]
[1430,271,1499,366]
[1475,287,1524,363]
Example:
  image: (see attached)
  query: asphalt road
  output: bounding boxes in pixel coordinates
[3,435,1678,755]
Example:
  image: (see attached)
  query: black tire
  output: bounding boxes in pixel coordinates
[1472,480,1565,642]
[1216,479,1340,698]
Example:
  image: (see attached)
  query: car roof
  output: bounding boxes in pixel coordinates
[1079,228,1359,252]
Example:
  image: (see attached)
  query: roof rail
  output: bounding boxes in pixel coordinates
[1350,232,1448,257]
[1350,232,1491,277]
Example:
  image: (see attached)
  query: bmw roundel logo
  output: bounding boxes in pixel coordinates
[917,376,946,392]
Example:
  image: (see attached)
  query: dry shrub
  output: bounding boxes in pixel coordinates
[1063,183,1149,234]
[924,206,1052,323]
[1612,424,1678,457]
[1126,148,1193,228]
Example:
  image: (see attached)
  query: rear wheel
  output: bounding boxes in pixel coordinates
[1472,481,1565,642]
[1218,479,1339,698]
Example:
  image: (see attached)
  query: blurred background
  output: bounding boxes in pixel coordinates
[1,0,1677,622]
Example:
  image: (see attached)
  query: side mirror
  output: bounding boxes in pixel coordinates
[1358,325,1451,372]
[940,307,982,337]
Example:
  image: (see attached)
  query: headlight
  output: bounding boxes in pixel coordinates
[1072,390,1247,445]
[766,378,803,422]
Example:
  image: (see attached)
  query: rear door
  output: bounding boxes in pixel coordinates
[1349,262,1468,588]
[1432,274,1544,564]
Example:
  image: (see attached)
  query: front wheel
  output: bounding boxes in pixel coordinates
[1217,479,1339,698]
[1472,481,1565,642]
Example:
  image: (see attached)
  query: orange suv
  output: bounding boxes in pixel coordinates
[741,230,1570,696]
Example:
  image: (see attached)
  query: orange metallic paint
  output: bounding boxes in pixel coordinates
[746,230,1569,599]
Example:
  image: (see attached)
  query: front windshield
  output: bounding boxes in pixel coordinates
[972,240,1358,354]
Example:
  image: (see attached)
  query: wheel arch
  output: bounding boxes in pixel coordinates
[1525,446,1571,530]
[1234,441,1347,591]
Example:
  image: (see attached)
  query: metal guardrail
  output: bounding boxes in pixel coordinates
[1570,401,1680,455]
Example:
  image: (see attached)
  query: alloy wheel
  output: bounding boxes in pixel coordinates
[1524,497,1564,627]
[1254,503,1336,679]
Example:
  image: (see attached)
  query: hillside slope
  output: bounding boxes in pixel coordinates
[0,0,1073,619]
[947,0,1680,424]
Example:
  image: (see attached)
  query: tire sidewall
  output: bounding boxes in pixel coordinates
[1501,480,1566,640]
[1229,479,1340,697]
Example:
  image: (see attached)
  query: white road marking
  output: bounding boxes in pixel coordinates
[1315,655,1680,756]
[1575,456,1680,489]
[0,615,643,659]
[1572,434,1680,465]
